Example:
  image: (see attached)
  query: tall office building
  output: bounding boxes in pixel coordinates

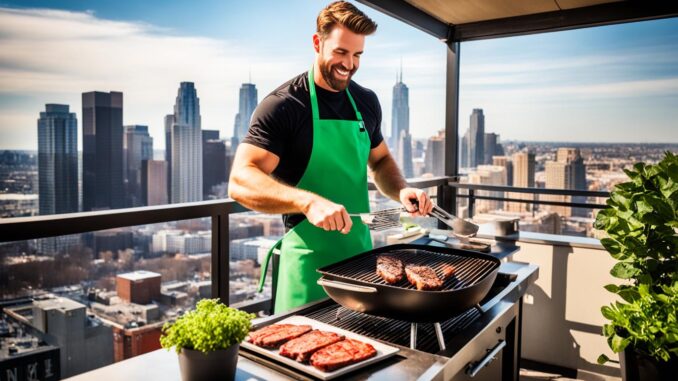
[556,148,587,190]
[170,82,203,203]
[398,131,414,178]
[466,109,485,168]
[460,130,469,169]
[467,165,506,213]
[82,91,124,211]
[123,125,153,207]
[37,104,78,216]
[483,133,499,165]
[492,156,513,186]
[425,131,445,176]
[202,130,228,199]
[203,129,220,142]
[232,83,258,146]
[164,114,174,201]
[543,148,587,217]
[391,69,410,164]
[141,160,168,206]
[506,150,535,212]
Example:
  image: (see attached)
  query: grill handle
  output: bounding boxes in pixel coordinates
[466,339,506,378]
[317,279,378,293]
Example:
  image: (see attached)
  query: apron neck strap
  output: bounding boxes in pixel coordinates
[308,65,363,122]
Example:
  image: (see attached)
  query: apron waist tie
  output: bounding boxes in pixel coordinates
[257,238,283,292]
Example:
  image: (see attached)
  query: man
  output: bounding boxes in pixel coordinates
[228,1,433,313]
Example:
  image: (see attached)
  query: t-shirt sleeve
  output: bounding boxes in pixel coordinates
[241,94,291,158]
[368,91,384,149]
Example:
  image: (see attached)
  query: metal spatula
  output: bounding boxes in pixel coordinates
[349,208,404,231]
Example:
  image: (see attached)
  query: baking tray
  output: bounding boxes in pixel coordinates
[240,315,400,380]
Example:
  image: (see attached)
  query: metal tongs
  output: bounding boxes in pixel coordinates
[428,204,479,238]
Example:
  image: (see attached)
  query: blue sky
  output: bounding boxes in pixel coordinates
[0,1,677,150]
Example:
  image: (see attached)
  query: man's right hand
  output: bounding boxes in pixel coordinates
[301,195,352,234]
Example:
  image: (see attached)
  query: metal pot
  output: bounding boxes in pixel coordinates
[489,218,519,236]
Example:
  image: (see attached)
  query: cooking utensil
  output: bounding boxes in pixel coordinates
[350,201,479,236]
[349,208,404,231]
[316,244,500,323]
[429,205,479,238]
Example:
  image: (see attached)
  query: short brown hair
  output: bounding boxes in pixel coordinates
[317,1,377,39]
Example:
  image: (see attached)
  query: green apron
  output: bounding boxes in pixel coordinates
[258,66,373,313]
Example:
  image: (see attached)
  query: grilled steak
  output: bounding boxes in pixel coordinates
[376,255,404,284]
[248,324,312,348]
[441,263,456,279]
[310,338,377,372]
[279,330,345,362]
[405,264,443,290]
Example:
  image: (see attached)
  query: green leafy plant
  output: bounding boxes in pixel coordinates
[594,152,678,364]
[160,298,255,354]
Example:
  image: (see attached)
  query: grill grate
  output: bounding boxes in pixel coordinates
[321,248,498,291]
[304,304,481,354]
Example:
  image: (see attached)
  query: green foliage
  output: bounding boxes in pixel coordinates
[595,152,678,364]
[160,299,255,354]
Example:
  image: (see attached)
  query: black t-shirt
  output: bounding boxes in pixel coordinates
[242,71,384,228]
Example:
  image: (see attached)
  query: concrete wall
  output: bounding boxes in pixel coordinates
[510,238,623,380]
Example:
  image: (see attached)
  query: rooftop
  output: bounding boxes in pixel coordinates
[116,270,161,282]
[34,297,85,312]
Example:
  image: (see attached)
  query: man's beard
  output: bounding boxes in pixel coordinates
[319,61,356,91]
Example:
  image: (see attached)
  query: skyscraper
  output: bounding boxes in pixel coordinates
[37,104,78,215]
[123,125,153,207]
[391,68,410,165]
[467,109,485,168]
[492,156,513,186]
[425,130,445,176]
[483,133,499,165]
[170,82,203,203]
[202,130,227,199]
[82,91,124,211]
[506,150,535,212]
[141,160,168,206]
[232,83,258,146]
[467,165,505,212]
[556,148,587,191]
[460,130,469,169]
[164,114,174,201]
[398,131,414,178]
[543,148,587,217]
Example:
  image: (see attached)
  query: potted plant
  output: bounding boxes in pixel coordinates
[595,152,678,381]
[160,298,255,381]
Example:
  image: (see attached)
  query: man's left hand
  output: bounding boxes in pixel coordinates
[399,188,433,217]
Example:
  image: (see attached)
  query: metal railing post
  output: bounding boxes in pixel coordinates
[211,213,230,305]
[468,189,475,218]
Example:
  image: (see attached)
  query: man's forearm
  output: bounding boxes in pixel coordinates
[371,153,407,202]
[228,164,315,214]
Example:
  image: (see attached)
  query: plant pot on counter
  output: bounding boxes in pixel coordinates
[178,343,239,381]
[619,347,678,381]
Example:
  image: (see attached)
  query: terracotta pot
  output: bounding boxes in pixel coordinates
[619,346,678,381]
[177,344,239,381]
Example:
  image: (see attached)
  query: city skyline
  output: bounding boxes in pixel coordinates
[1,3,677,150]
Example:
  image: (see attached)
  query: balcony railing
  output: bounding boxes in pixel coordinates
[0,177,610,314]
